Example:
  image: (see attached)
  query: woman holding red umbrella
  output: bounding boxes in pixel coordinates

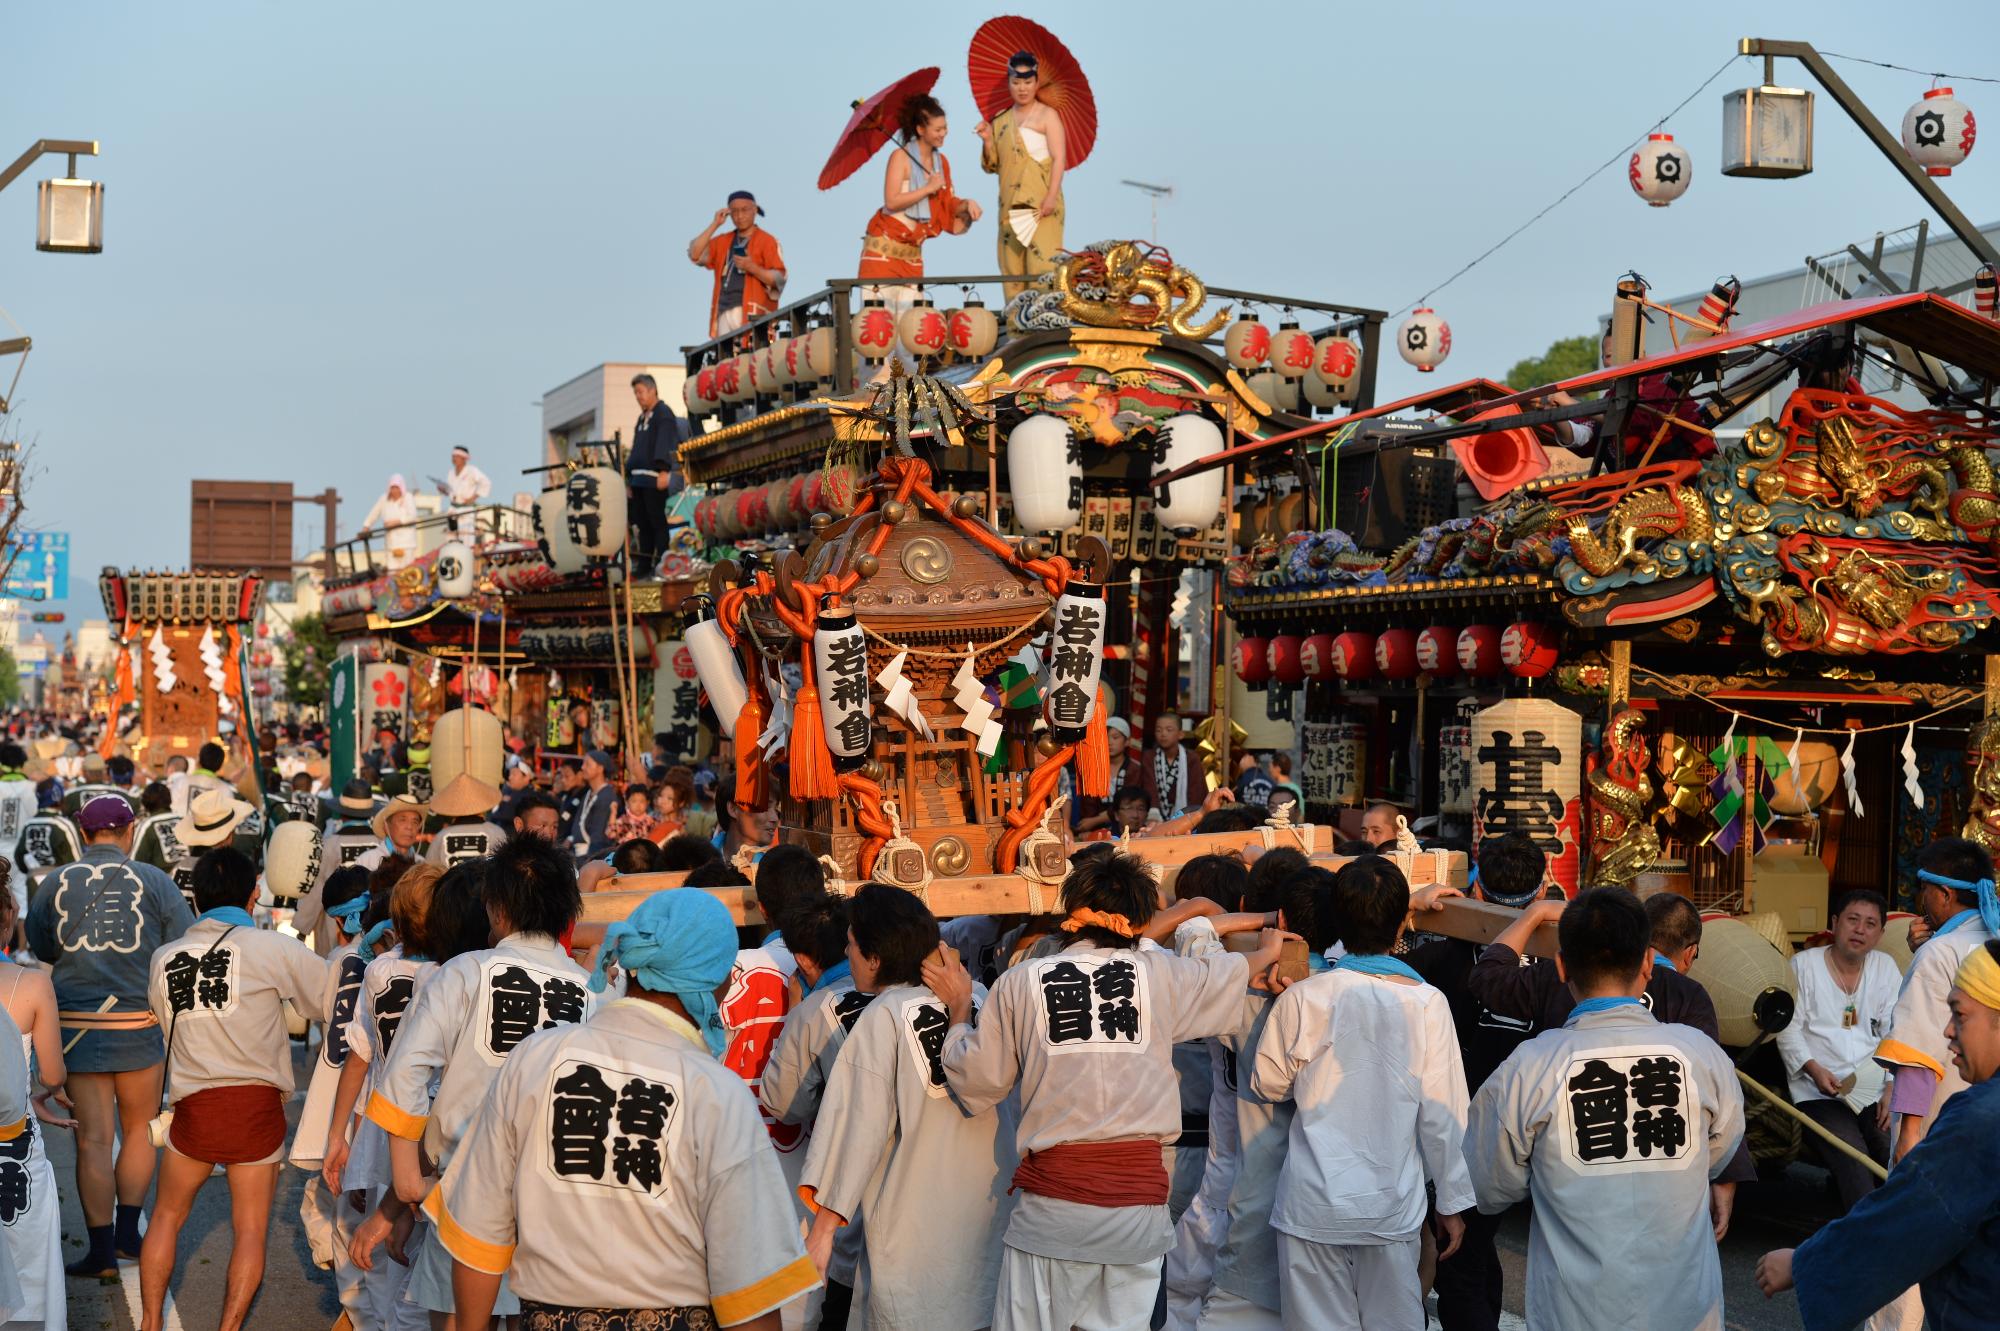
[858,93,982,289]
[976,50,1067,298]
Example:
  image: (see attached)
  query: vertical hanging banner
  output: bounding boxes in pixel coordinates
[1299,721,1339,806]
[1326,721,1367,808]
[360,660,412,748]
[1043,580,1107,743]
[813,608,872,768]
[1439,698,1478,814]
[1472,698,1584,895]
[652,640,704,763]
[328,654,359,788]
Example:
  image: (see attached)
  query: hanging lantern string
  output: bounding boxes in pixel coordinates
[1630,664,1982,733]
[859,611,1050,661]
[1817,51,2000,86]
[1390,54,1743,318]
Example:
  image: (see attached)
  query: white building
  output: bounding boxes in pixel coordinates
[541,362,688,469]
[75,619,111,676]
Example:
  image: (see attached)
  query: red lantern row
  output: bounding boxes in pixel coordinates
[1233,621,1558,684]
[691,464,863,541]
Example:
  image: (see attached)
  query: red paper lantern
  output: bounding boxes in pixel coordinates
[1458,625,1502,677]
[692,496,715,539]
[1299,632,1335,679]
[1268,634,1305,685]
[735,489,761,533]
[1270,321,1315,378]
[748,484,773,532]
[1235,635,1271,684]
[1332,631,1376,682]
[1374,628,1419,680]
[1416,626,1459,678]
[1501,620,1559,678]
[786,474,812,524]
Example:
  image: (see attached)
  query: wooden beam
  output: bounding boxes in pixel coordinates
[1419,896,1559,959]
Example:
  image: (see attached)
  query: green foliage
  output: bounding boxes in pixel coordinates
[280,613,336,708]
[0,648,18,709]
[1506,335,1600,391]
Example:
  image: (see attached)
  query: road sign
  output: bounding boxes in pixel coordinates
[2,532,68,601]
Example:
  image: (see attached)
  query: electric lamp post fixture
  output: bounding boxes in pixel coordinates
[0,139,104,254]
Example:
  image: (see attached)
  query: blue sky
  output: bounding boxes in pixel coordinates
[5,1,1999,625]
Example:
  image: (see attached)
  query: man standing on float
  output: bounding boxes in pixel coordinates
[976,50,1064,299]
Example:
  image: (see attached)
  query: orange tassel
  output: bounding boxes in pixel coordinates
[789,669,840,801]
[735,687,769,809]
[1076,686,1110,799]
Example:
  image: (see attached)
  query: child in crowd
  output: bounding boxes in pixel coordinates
[607,783,659,844]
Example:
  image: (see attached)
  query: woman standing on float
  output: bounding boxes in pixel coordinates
[858,94,980,297]
[976,50,1064,298]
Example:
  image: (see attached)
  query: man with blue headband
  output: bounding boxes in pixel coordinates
[430,887,818,1329]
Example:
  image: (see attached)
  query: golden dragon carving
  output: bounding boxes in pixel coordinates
[1055,241,1231,339]
[1564,485,1714,579]
[1585,707,1661,890]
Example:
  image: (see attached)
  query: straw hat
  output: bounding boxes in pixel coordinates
[371,794,429,839]
[30,739,63,762]
[430,772,501,819]
[175,787,256,849]
[337,779,376,814]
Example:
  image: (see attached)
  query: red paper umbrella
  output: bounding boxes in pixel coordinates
[967,16,1098,169]
[818,67,942,191]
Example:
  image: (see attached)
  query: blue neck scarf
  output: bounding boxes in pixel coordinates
[1307,949,1331,975]
[197,906,255,928]
[1919,869,2000,936]
[1652,951,1678,972]
[807,959,853,996]
[1935,907,1984,939]
[590,889,738,1058]
[1334,952,1424,983]
[325,895,368,938]
[356,919,395,961]
[1568,995,1646,1024]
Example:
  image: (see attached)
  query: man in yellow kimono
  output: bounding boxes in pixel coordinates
[977,50,1066,298]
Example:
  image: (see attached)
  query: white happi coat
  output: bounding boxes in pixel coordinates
[802,981,1011,1331]
[366,932,594,1172]
[941,941,1250,1266]
[1875,917,1994,1119]
[1250,969,1476,1246]
[428,997,820,1321]
[1465,1005,1744,1331]
[148,916,331,1105]
[424,821,508,868]
[1164,919,1249,1331]
[760,976,876,1283]
[292,941,369,1164]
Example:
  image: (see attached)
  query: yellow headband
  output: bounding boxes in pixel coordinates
[1060,908,1137,938]
[1955,945,2000,1013]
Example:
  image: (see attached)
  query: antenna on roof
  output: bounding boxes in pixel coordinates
[1120,179,1172,244]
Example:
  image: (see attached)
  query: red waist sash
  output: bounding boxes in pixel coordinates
[1010,1138,1170,1208]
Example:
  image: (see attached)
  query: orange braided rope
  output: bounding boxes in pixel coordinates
[996,741,1075,873]
[837,769,896,878]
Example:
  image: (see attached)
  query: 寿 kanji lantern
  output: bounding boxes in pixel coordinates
[741,485,769,535]
[712,356,743,404]
[1270,318,1314,378]
[1457,624,1501,677]
[1008,414,1082,534]
[1234,634,1271,684]
[1224,313,1271,369]
[1312,335,1360,397]
[853,297,898,360]
[1268,633,1306,685]
[1299,631,1335,679]
[1331,631,1376,682]
[693,496,717,539]
[685,367,712,414]
[1629,133,1692,206]
[1416,625,1459,678]
[1152,413,1226,533]
[1902,87,1976,176]
[734,350,762,399]
[786,473,813,524]
[565,468,627,557]
[1501,620,1559,678]
[1375,627,1419,680]
[948,297,1000,358]
[898,297,950,360]
[1398,308,1451,372]
[801,325,836,380]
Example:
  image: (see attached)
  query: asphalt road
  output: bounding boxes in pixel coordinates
[48,1040,1824,1331]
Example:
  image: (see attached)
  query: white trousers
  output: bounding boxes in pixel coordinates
[1193,1287,1282,1331]
[994,1246,1164,1331]
[1276,1233,1423,1331]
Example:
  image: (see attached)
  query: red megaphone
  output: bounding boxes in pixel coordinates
[1452,405,1548,501]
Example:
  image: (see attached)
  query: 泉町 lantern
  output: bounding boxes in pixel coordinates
[565,467,627,557]
[1374,627,1419,680]
[898,297,949,360]
[1299,632,1335,679]
[534,488,590,573]
[434,540,475,599]
[1501,620,1558,678]
[948,297,1000,358]
[685,614,748,733]
[1902,87,1976,176]
[1270,318,1314,378]
[1224,313,1270,369]
[1457,624,1501,677]
[1331,631,1376,682]
[1416,625,1459,678]
[1398,309,1451,372]
[1234,634,1271,684]
[852,297,898,360]
[1470,696,1584,895]
[812,607,872,768]
[1008,414,1081,533]
[1312,335,1360,396]
[1044,580,1107,742]
[1268,633,1306,685]
[1629,133,1692,206]
[1152,413,1226,533]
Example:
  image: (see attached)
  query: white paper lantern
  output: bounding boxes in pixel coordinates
[1398,308,1451,373]
[686,616,748,732]
[434,540,475,599]
[1042,580,1107,743]
[761,338,789,389]
[812,608,872,766]
[948,298,1000,358]
[853,297,897,361]
[265,819,323,903]
[431,705,505,791]
[1301,374,1341,412]
[565,467,627,557]
[1223,313,1270,369]
[1629,132,1692,206]
[1152,413,1226,533]
[897,297,950,360]
[1312,334,1361,393]
[534,488,590,573]
[713,355,746,404]
[1902,87,1976,176]
[800,326,836,379]
[359,661,412,747]
[1007,414,1082,534]
[1471,697,1583,896]
[1247,369,1301,412]
[1269,319,1314,377]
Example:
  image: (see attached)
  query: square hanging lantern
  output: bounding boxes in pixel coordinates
[1721,84,1814,179]
[37,177,103,253]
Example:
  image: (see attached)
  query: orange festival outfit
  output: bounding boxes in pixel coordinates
[858,151,959,281]
[700,225,786,336]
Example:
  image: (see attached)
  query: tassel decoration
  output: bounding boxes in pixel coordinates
[789,657,840,801]
[735,684,769,809]
[1075,685,1111,799]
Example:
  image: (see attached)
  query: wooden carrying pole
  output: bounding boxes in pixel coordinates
[1736,1070,1888,1183]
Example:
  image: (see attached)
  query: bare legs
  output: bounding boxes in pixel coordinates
[140,1149,278,1331]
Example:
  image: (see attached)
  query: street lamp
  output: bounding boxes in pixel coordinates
[0,139,103,254]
